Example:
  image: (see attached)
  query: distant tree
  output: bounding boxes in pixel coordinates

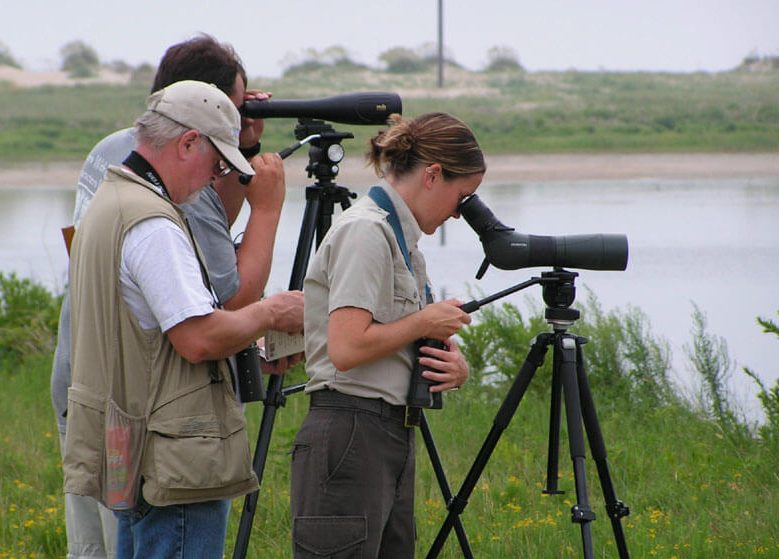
[741,48,761,66]
[0,41,21,69]
[281,45,365,76]
[484,46,524,72]
[416,41,461,68]
[379,47,427,73]
[60,40,100,78]
[106,59,132,73]
[281,48,327,76]
[735,50,779,72]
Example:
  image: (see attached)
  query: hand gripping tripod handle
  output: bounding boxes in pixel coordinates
[407,339,446,409]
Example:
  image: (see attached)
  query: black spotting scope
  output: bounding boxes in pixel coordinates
[240,91,402,125]
[459,194,628,276]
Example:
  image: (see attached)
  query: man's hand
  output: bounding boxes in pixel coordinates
[239,89,271,149]
[245,152,285,213]
[260,351,305,376]
[263,290,304,334]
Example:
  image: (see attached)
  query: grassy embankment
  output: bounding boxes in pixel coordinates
[1,273,778,558]
[1,66,778,163]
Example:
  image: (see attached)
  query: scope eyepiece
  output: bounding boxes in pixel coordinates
[241,91,402,126]
[459,194,629,272]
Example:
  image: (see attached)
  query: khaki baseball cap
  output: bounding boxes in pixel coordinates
[146,80,255,177]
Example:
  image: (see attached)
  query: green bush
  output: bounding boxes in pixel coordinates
[484,46,524,73]
[379,47,428,73]
[0,273,61,367]
[457,292,673,412]
[60,40,100,78]
[0,41,21,69]
[743,312,779,448]
[685,303,740,428]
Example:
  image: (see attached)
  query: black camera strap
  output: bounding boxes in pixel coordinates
[122,151,171,200]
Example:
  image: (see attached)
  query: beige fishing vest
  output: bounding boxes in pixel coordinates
[63,167,258,506]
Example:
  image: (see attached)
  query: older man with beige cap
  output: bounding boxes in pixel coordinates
[62,80,303,559]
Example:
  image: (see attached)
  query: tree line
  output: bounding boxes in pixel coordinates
[0,39,523,79]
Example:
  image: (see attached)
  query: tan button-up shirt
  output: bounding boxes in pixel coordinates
[303,184,429,405]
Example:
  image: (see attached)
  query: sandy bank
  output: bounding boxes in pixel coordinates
[1,153,777,190]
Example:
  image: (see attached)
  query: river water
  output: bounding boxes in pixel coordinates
[2,174,778,421]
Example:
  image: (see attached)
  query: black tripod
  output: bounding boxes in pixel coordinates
[233,120,474,558]
[427,269,630,559]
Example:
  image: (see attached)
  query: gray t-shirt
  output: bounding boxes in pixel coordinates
[303,184,429,405]
[51,128,241,433]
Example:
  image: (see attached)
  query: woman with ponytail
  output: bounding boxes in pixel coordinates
[291,112,486,558]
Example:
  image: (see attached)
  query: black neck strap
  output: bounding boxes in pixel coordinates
[122,151,170,199]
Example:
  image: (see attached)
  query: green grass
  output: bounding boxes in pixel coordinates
[3,348,779,557]
[1,66,778,164]
[2,272,778,557]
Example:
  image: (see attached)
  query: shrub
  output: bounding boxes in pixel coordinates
[281,46,366,76]
[0,41,21,69]
[60,40,100,78]
[743,312,779,448]
[484,46,524,73]
[379,47,428,74]
[457,298,549,401]
[129,63,156,87]
[0,273,61,366]
[457,291,672,411]
[684,303,749,438]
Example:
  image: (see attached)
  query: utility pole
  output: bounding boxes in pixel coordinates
[437,0,444,88]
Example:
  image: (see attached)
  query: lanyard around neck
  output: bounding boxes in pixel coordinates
[122,151,170,200]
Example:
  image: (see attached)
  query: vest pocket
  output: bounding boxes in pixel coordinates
[293,515,367,558]
[146,381,251,490]
[103,398,146,510]
[63,385,106,499]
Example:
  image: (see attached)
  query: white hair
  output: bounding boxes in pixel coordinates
[135,111,191,150]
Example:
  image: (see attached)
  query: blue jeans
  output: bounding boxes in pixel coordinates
[114,496,231,559]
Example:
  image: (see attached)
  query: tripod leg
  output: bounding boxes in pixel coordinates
[557,334,596,559]
[426,333,552,559]
[575,341,631,559]
[543,350,564,495]
[232,378,283,558]
[420,413,474,559]
[289,190,322,289]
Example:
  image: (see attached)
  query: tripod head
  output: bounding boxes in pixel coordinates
[459,268,580,328]
[541,269,581,326]
[293,119,354,185]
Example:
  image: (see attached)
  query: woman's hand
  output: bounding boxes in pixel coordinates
[419,338,469,392]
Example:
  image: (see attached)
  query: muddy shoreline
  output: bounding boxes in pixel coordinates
[2,153,778,189]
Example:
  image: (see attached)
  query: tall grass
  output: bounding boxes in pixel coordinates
[1,275,778,557]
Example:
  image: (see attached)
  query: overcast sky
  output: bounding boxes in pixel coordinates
[3,0,778,76]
